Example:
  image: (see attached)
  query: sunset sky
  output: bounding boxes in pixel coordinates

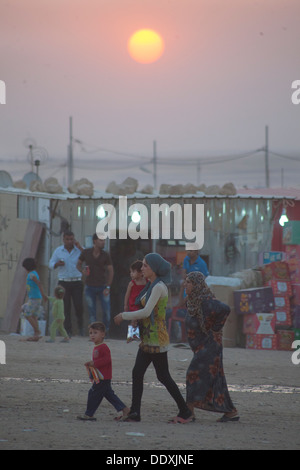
[1,0,300,190]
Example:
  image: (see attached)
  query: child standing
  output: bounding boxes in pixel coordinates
[77,322,129,421]
[46,286,70,343]
[22,258,47,341]
[124,260,147,343]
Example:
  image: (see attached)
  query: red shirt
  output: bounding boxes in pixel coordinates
[129,280,146,311]
[92,343,112,380]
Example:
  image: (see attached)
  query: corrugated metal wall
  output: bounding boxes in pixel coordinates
[16,193,274,333]
[18,194,274,278]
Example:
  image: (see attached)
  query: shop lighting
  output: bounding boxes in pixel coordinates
[131,211,141,223]
[279,208,289,227]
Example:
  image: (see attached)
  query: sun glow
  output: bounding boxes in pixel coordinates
[128,29,164,64]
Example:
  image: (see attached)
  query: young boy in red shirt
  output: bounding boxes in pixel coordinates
[77,322,129,421]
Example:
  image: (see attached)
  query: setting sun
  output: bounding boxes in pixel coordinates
[128,29,165,64]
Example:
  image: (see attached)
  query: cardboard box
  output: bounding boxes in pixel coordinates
[209,284,238,347]
[274,310,292,327]
[266,280,292,297]
[260,251,286,265]
[273,294,291,312]
[246,334,277,350]
[243,313,276,335]
[276,330,295,351]
[234,287,274,315]
[261,261,291,283]
[209,284,236,308]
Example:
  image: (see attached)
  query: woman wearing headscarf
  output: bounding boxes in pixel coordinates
[114,253,193,423]
[184,271,239,422]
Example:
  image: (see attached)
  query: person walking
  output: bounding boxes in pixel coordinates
[77,234,113,335]
[77,322,129,422]
[22,258,48,341]
[114,253,194,424]
[49,231,84,337]
[184,271,239,422]
[46,286,70,343]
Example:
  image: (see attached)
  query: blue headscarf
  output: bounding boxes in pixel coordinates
[135,253,171,324]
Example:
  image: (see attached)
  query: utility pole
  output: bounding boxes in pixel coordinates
[265,125,270,188]
[68,116,74,186]
[197,159,201,185]
[153,140,157,191]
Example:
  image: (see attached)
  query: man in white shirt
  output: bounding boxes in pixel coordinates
[49,231,84,336]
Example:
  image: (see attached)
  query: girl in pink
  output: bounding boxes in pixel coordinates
[124,260,147,342]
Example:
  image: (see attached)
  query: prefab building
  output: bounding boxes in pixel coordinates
[0,187,295,337]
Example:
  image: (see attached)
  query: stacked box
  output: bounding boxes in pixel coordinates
[276,330,295,351]
[243,313,276,335]
[234,287,274,315]
[260,251,286,265]
[233,287,276,349]
[246,334,277,350]
[266,279,292,296]
[291,284,300,328]
[260,260,295,349]
[273,294,292,327]
[261,261,290,283]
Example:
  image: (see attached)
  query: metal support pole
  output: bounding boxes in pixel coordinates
[265,125,269,188]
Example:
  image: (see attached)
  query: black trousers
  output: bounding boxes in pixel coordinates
[58,280,83,335]
[85,380,126,417]
[130,348,189,417]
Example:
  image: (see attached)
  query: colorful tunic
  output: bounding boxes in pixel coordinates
[122,281,170,354]
[138,294,169,354]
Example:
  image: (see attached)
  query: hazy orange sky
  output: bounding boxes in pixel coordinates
[1,0,300,190]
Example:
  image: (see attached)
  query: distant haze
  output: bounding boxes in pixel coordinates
[1,0,299,191]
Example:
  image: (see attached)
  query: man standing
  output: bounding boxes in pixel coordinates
[182,249,209,278]
[49,231,84,337]
[177,249,209,309]
[77,234,114,335]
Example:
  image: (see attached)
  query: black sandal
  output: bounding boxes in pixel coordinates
[217,414,240,422]
[77,415,97,421]
[121,411,141,422]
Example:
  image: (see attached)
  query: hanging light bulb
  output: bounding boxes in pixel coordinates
[131,210,141,223]
[279,208,289,227]
[96,205,106,219]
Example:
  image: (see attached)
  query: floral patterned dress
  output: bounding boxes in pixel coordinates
[185,298,237,414]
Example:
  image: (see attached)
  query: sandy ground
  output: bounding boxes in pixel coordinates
[0,332,299,451]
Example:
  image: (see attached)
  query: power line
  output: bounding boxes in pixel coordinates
[73,139,152,161]
[269,150,300,162]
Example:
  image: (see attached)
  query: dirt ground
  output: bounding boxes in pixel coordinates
[0,331,299,451]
